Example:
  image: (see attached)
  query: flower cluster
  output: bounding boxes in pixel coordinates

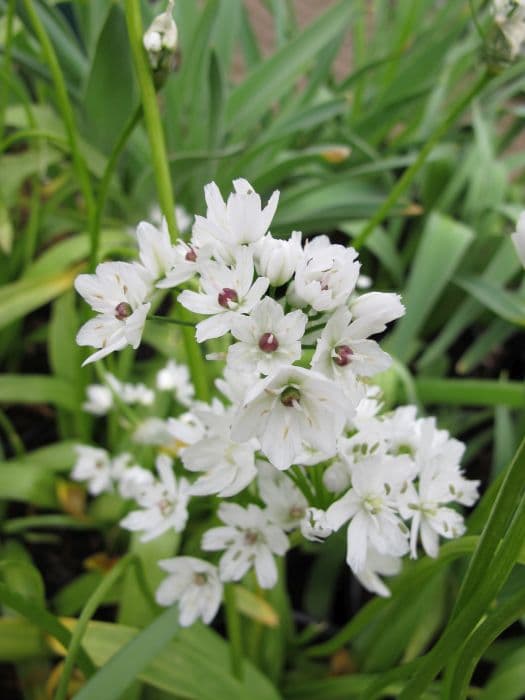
[73,180,479,628]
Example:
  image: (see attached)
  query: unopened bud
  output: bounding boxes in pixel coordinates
[143,0,179,78]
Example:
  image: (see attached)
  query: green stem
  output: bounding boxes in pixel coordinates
[54,554,134,700]
[124,0,210,402]
[124,0,178,241]
[23,0,96,261]
[150,314,196,328]
[353,71,490,249]
[91,104,142,269]
[0,407,25,457]
[223,583,244,681]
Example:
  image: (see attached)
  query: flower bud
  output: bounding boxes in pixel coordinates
[143,1,179,77]
[253,231,302,287]
[487,0,525,68]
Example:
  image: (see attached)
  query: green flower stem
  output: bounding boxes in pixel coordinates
[23,0,96,263]
[123,0,178,241]
[353,71,490,250]
[91,103,142,269]
[54,554,135,700]
[124,0,209,402]
[223,583,244,681]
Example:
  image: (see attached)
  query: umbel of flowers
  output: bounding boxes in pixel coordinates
[73,180,480,627]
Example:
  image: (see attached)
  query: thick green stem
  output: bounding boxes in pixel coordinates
[124,0,209,401]
[223,583,244,681]
[54,554,134,700]
[353,71,490,249]
[124,0,179,241]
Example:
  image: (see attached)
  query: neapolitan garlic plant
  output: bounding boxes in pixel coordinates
[72,180,480,627]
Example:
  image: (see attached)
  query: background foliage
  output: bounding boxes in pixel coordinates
[0,0,524,698]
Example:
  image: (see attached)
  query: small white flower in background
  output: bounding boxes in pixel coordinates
[106,374,155,407]
[253,231,302,286]
[231,366,348,470]
[75,262,151,365]
[195,179,279,250]
[156,360,195,406]
[228,297,307,376]
[71,445,114,495]
[202,503,289,589]
[120,454,190,542]
[300,507,333,542]
[83,383,113,415]
[258,461,308,531]
[511,211,525,267]
[353,546,402,598]
[143,0,178,69]
[326,455,414,574]
[156,557,222,627]
[178,246,269,342]
[148,205,193,235]
[311,306,392,387]
[132,417,174,446]
[288,236,360,312]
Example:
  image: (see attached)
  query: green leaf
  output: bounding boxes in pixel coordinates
[0,266,82,330]
[386,212,474,362]
[454,275,525,326]
[415,378,525,408]
[74,616,281,700]
[0,375,80,411]
[225,1,354,131]
[83,5,137,153]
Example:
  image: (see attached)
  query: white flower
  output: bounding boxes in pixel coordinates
[71,445,114,495]
[253,231,302,286]
[156,557,222,627]
[178,246,269,342]
[228,297,307,375]
[182,410,257,497]
[195,179,279,250]
[215,367,256,406]
[156,360,195,406]
[75,262,151,365]
[289,236,360,312]
[348,292,405,336]
[202,503,289,589]
[83,384,113,415]
[117,464,155,501]
[325,455,413,573]
[132,418,174,446]
[231,366,348,470]
[311,306,392,385]
[300,508,333,542]
[353,547,402,598]
[511,211,525,267]
[120,455,190,542]
[136,220,176,283]
[258,461,308,530]
[106,374,155,406]
[401,469,468,559]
